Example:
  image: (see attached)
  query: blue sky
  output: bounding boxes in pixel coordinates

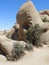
[0,0,49,30]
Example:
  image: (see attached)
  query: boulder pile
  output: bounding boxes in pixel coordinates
[0,0,49,61]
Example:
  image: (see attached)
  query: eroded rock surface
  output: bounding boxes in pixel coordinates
[17,1,43,29]
[0,0,49,62]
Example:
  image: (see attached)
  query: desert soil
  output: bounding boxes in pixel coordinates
[0,45,49,65]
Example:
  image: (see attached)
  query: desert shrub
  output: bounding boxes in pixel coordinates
[7,43,25,61]
[26,24,43,46]
[42,17,49,22]
[25,43,33,51]
[6,55,14,61]
[12,43,25,60]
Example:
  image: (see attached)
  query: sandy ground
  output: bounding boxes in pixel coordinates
[0,45,49,65]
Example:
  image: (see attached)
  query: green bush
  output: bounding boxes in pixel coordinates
[7,43,25,61]
[26,24,43,46]
[25,43,33,51]
[12,43,25,60]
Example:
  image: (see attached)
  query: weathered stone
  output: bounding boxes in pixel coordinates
[40,10,49,16]
[17,1,43,29]
[0,30,6,35]
[5,23,19,39]
[0,55,7,61]
[40,30,49,45]
[0,35,14,56]
[5,28,15,39]
[13,23,20,30]
[11,28,26,41]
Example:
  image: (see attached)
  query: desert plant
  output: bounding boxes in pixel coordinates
[42,17,49,22]
[7,43,25,61]
[26,24,43,46]
[12,43,25,60]
[6,55,14,61]
[25,43,33,51]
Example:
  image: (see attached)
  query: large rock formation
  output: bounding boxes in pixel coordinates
[17,1,43,29]
[1,0,49,61]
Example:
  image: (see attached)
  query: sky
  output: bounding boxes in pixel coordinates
[0,0,49,30]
